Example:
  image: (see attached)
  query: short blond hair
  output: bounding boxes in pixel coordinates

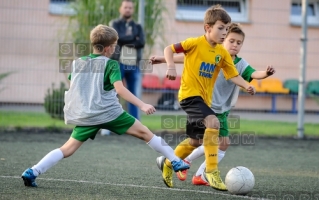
[204,4,231,26]
[90,24,118,52]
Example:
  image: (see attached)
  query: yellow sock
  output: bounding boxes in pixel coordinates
[165,138,196,168]
[203,128,219,173]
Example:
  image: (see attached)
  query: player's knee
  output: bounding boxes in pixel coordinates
[127,124,153,141]
[219,143,229,151]
[219,137,230,150]
[189,138,201,147]
[141,127,154,141]
[138,129,153,141]
[204,115,220,129]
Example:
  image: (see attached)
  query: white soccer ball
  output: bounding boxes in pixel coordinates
[225,166,255,195]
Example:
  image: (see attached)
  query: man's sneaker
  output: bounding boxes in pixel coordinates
[156,156,173,188]
[192,175,209,186]
[100,129,111,136]
[203,170,227,191]
[176,160,191,181]
[21,168,38,187]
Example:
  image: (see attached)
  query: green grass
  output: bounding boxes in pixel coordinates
[1,132,319,199]
[0,111,74,130]
[1,111,319,136]
[141,114,319,136]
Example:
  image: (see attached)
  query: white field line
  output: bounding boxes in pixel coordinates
[1,176,268,200]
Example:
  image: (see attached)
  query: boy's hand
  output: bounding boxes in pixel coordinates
[266,66,275,76]
[166,65,177,80]
[150,56,164,65]
[140,103,156,115]
[246,85,256,95]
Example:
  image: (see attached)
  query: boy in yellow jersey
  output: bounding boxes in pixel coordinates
[155,5,255,190]
[152,23,275,186]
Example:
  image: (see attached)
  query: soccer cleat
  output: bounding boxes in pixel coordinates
[203,170,227,191]
[156,156,173,188]
[171,159,190,172]
[21,168,38,187]
[156,156,190,188]
[176,160,191,181]
[192,175,209,186]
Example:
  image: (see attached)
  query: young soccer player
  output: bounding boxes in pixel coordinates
[21,24,189,188]
[151,23,275,186]
[153,5,256,190]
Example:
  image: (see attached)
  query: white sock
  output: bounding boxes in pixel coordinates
[147,135,179,162]
[195,149,226,176]
[218,149,226,163]
[31,148,64,176]
[185,145,204,163]
[196,161,206,176]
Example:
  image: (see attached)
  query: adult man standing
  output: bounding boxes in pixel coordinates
[101,0,145,135]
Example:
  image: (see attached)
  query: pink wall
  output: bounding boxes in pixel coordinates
[0,0,318,109]
[151,0,318,81]
[0,0,69,103]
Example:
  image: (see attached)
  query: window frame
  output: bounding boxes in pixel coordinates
[49,0,75,16]
[290,0,319,27]
[175,0,249,23]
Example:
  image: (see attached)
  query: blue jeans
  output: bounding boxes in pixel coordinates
[119,63,141,120]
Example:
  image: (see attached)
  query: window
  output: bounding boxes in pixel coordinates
[49,0,75,16]
[290,0,319,26]
[176,0,249,23]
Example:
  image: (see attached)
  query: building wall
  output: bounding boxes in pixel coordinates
[0,0,68,103]
[0,0,318,112]
[151,0,318,81]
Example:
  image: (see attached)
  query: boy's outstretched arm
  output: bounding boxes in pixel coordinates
[229,75,256,95]
[164,46,177,80]
[150,54,185,65]
[113,81,156,115]
[251,65,276,79]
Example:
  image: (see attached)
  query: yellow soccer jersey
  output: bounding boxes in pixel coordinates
[171,35,239,106]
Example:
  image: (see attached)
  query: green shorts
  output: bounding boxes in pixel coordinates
[71,111,136,142]
[216,111,230,137]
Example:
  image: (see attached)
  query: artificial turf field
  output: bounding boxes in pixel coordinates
[0,131,318,200]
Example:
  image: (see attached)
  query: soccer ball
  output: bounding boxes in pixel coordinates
[225,166,255,195]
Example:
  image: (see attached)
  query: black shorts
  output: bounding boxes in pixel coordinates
[179,96,215,140]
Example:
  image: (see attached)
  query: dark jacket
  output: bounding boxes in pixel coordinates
[109,18,145,66]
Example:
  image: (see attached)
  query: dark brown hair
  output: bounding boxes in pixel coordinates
[204,4,231,26]
[226,23,245,40]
